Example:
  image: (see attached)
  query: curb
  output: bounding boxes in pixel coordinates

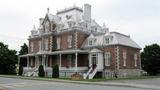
[0,75,160,90]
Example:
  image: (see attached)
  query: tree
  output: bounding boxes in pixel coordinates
[141,44,160,75]
[19,43,28,67]
[19,43,28,55]
[38,65,45,77]
[0,42,17,74]
[18,65,23,76]
[52,64,59,78]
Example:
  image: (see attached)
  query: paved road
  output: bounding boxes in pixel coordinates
[0,77,146,90]
[107,78,160,86]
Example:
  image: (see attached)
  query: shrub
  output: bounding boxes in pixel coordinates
[52,64,59,78]
[38,65,45,77]
[18,65,23,76]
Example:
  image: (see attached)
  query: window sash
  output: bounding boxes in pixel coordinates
[68,35,72,48]
[134,53,137,67]
[123,52,127,67]
[57,37,60,49]
[105,52,111,66]
[89,40,93,46]
[31,42,34,52]
[91,53,98,64]
[105,38,110,44]
[39,41,41,51]
[44,39,48,50]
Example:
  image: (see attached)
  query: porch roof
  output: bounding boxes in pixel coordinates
[19,49,89,57]
[48,49,89,55]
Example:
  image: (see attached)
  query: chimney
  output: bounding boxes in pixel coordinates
[83,4,91,22]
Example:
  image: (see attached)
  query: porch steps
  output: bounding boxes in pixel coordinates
[83,65,97,79]
[25,67,38,77]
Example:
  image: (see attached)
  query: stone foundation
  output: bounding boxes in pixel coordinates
[104,69,141,78]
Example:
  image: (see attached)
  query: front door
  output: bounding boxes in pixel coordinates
[91,53,97,69]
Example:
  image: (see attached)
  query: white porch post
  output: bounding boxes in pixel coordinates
[35,56,39,67]
[43,55,46,68]
[27,56,29,67]
[17,57,20,75]
[46,55,48,67]
[75,53,78,71]
[59,54,61,67]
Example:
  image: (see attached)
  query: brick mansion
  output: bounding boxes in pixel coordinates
[19,4,141,79]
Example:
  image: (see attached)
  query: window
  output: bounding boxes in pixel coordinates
[123,52,127,67]
[91,53,98,65]
[105,52,111,66]
[134,53,137,67]
[44,39,48,50]
[39,41,41,51]
[57,37,61,49]
[45,21,49,32]
[88,38,96,46]
[30,42,34,52]
[105,38,110,44]
[68,35,72,48]
[89,39,93,46]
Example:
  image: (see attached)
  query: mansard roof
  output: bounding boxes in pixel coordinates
[81,32,141,49]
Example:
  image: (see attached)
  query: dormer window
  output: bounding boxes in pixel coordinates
[45,21,49,32]
[88,38,96,46]
[89,39,93,46]
[105,38,110,44]
[104,36,113,45]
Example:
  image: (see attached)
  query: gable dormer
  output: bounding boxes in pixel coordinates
[40,8,58,33]
[88,34,96,46]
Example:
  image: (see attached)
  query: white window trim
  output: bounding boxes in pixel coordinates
[105,52,111,66]
[123,52,127,67]
[105,38,110,45]
[88,38,96,46]
[88,39,93,46]
[134,53,138,67]
[57,37,61,49]
[45,21,49,33]
[31,42,34,52]
[68,35,72,48]
[39,41,41,51]
[44,39,49,50]
[104,36,113,45]
[91,53,98,64]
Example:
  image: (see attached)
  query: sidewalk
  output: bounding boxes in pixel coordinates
[0,75,160,90]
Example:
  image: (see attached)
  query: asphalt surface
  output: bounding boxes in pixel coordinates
[0,77,146,90]
[108,78,160,86]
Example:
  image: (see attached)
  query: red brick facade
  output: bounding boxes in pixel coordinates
[118,45,141,69]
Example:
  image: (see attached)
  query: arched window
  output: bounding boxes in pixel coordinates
[45,21,50,32]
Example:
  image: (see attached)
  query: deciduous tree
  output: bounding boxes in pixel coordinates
[141,44,160,75]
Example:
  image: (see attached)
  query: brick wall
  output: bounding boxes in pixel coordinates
[77,31,89,48]
[60,31,74,50]
[102,45,141,70]
[118,45,141,69]
[102,46,116,70]
[29,38,41,53]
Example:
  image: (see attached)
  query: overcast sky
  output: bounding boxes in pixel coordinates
[0,0,160,51]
